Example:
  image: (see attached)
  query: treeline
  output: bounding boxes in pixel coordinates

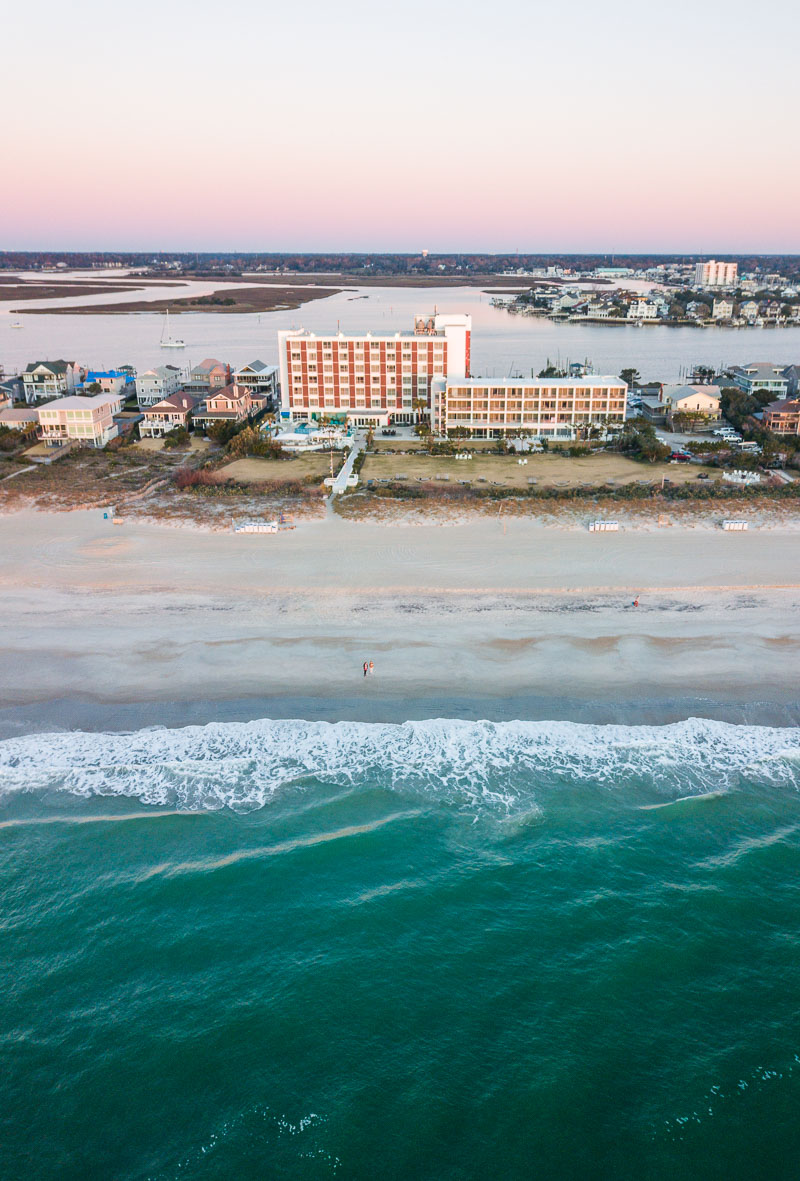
[2,252,799,278]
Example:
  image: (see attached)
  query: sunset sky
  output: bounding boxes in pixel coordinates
[5,0,799,251]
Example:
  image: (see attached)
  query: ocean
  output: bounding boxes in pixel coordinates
[2,715,800,1179]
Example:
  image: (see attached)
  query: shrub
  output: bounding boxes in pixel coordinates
[163,427,190,449]
[175,467,222,490]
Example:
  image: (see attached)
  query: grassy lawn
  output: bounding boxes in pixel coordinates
[360,452,720,489]
[221,454,336,484]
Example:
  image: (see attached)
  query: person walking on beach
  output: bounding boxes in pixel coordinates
[368,661,374,676]
[363,661,368,677]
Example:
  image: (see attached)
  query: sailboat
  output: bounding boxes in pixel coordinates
[160,307,186,348]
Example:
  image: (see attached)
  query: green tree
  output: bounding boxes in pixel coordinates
[620,368,640,388]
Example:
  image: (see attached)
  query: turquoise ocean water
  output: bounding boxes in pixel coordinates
[2,716,800,1179]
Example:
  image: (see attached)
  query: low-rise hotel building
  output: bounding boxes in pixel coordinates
[430,377,627,439]
[278,313,471,427]
[37,393,123,448]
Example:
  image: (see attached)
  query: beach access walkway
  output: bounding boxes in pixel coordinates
[328,432,364,497]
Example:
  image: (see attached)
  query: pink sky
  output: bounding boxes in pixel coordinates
[5,0,799,251]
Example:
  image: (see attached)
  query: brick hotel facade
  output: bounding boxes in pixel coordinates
[278,313,471,426]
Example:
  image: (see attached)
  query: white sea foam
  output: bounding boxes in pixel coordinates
[0,717,798,813]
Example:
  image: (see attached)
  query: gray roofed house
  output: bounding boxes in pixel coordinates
[21,360,84,403]
[233,359,279,403]
[782,364,800,396]
[729,362,789,397]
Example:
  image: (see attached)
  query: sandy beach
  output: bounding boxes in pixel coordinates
[1,507,799,732]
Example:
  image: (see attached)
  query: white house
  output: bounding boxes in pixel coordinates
[626,298,660,321]
[712,298,735,320]
[233,360,279,403]
[660,384,721,420]
[136,365,183,408]
[21,360,85,403]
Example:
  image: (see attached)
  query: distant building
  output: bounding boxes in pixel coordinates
[430,376,627,440]
[139,392,199,438]
[279,313,471,427]
[21,360,85,403]
[694,260,738,288]
[763,397,800,435]
[37,394,123,448]
[626,298,660,321]
[729,363,789,398]
[739,300,759,323]
[136,365,183,408]
[712,298,735,320]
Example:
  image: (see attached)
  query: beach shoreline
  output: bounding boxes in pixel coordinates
[3,507,800,736]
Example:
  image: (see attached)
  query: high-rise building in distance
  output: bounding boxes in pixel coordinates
[694,260,738,288]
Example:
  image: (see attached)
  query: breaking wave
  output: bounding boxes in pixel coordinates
[0,717,799,813]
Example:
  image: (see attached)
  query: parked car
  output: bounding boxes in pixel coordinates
[670,451,691,462]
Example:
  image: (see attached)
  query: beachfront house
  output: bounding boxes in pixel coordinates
[21,360,86,403]
[763,397,800,436]
[36,393,123,448]
[730,363,789,398]
[233,360,279,405]
[184,358,231,394]
[139,392,199,438]
[192,383,267,429]
[136,365,183,408]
